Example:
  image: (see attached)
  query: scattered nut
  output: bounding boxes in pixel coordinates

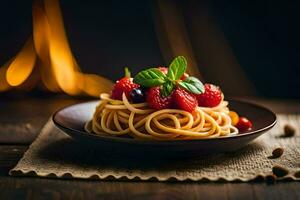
[272,165,289,177]
[271,147,284,158]
[294,171,300,178]
[25,123,32,130]
[283,124,296,137]
[265,174,276,184]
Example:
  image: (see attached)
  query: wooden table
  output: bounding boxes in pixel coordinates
[0,94,299,200]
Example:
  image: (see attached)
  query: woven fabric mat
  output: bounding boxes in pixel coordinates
[10,115,300,182]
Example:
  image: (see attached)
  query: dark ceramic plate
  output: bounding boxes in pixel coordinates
[53,100,276,157]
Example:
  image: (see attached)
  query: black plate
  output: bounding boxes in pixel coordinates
[52,100,276,157]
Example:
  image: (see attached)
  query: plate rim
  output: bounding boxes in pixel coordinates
[52,99,277,145]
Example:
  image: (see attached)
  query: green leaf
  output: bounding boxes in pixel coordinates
[124,67,131,78]
[178,76,205,94]
[133,68,166,87]
[161,81,175,97]
[167,56,187,80]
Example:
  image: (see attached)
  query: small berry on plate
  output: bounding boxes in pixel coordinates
[146,87,173,109]
[173,87,198,112]
[111,77,139,100]
[236,117,253,131]
[130,87,146,103]
[196,83,222,107]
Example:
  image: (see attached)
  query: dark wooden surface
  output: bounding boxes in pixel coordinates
[0,94,299,200]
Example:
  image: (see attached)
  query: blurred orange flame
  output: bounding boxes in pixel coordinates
[6,38,36,87]
[0,0,113,96]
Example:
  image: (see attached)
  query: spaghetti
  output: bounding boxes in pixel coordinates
[85,93,238,140]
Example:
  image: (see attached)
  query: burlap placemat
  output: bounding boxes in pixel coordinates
[10,115,300,182]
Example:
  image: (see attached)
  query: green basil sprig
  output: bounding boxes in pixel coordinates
[133,56,204,96]
[178,77,204,94]
[167,56,187,81]
[134,68,166,87]
[161,81,175,97]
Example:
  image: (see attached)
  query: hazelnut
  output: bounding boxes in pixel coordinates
[272,165,289,177]
[271,148,284,158]
[283,124,296,137]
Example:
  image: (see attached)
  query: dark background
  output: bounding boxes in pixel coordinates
[0,0,299,98]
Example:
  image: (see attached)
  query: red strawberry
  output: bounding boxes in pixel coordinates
[157,67,189,80]
[146,87,173,109]
[173,87,198,112]
[196,84,222,107]
[111,77,139,100]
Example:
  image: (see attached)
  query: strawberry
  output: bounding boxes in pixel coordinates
[196,84,222,107]
[111,77,139,100]
[146,87,173,109]
[173,87,198,112]
[157,67,189,80]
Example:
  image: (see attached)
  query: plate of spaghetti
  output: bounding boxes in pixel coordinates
[53,56,276,156]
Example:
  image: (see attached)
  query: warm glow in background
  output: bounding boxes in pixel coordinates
[0,0,298,98]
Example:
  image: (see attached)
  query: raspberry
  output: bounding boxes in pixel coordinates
[196,84,222,107]
[157,67,189,80]
[146,87,172,109]
[173,87,198,112]
[111,77,139,100]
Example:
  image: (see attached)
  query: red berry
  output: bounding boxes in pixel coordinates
[173,87,198,112]
[157,67,189,80]
[196,84,222,107]
[111,77,139,100]
[146,87,172,109]
[236,117,253,131]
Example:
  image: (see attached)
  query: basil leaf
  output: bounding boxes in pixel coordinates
[133,68,166,87]
[161,81,175,97]
[167,56,187,80]
[178,76,204,94]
